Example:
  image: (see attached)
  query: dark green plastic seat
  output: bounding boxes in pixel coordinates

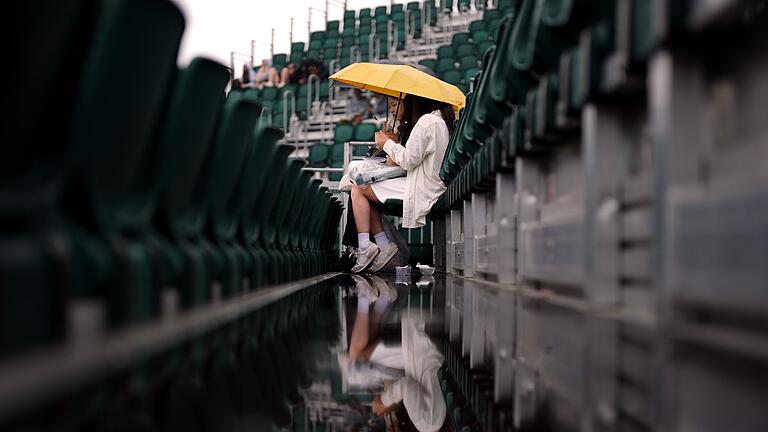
[453,32,471,45]
[237,127,284,288]
[456,43,475,57]
[251,144,295,285]
[330,143,345,163]
[290,42,305,53]
[419,58,437,72]
[155,58,230,309]
[272,53,287,68]
[353,123,378,141]
[202,91,261,299]
[443,70,462,86]
[459,55,479,70]
[326,20,340,35]
[437,45,454,59]
[1,0,99,356]
[308,143,331,167]
[310,31,325,41]
[334,123,355,143]
[66,0,185,326]
[436,58,456,73]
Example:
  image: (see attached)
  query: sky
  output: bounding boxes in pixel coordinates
[171,0,394,71]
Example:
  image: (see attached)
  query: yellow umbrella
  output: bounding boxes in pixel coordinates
[329,62,466,109]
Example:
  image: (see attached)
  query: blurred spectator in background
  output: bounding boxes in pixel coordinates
[241,64,255,88]
[230,78,244,92]
[349,89,372,124]
[308,59,329,81]
[372,94,387,120]
[253,59,279,88]
[280,63,296,87]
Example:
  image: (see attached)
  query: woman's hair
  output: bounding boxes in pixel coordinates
[396,95,456,144]
[241,64,250,84]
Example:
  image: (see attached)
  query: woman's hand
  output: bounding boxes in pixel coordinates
[385,156,398,167]
[374,131,398,149]
[372,396,394,416]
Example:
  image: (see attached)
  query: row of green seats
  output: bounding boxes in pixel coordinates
[440,0,664,211]
[1,0,344,357]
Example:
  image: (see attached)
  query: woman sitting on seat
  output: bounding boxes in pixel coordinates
[349,95,454,273]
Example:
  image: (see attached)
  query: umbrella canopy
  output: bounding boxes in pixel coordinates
[330,62,465,108]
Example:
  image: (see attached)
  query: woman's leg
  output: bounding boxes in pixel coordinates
[370,203,384,236]
[351,185,377,234]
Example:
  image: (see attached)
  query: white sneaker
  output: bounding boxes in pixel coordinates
[368,243,399,273]
[351,244,380,273]
[350,274,379,301]
[368,275,398,303]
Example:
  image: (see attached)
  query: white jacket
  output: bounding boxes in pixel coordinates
[380,318,446,431]
[383,111,449,228]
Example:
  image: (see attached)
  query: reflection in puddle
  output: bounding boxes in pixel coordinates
[302,274,447,431]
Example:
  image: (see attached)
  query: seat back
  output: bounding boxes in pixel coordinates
[334,123,355,143]
[354,123,378,141]
[238,127,284,244]
[157,58,230,241]
[204,92,261,242]
[68,0,185,232]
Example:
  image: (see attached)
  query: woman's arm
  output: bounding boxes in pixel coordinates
[381,122,435,171]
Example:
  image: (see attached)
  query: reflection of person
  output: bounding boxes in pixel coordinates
[371,317,447,432]
[348,275,401,367]
[350,95,455,273]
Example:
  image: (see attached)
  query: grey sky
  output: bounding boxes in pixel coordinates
[172,0,397,69]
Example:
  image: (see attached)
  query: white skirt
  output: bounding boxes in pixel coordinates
[370,176,407,202]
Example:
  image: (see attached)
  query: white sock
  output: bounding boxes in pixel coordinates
[374,231,390,248]
[357,296,371,314]
[374,297,391,314]
[358,233,371,251]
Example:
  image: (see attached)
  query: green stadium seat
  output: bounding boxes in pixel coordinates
[289,52,303,64]
[342,35,356,47]
[237,127,284,288]
[323,38,339,49]
[483,9,500,22]
[310,31,325,41]
[453,32,471,45]
[202,91,262,297]
[323,47,338,60]
[455,43,475,57]
[344,10,356,21]
[328,161,344,181]
[469,20,486,33]
[330,142,345,162]
[458,0,471,12]
[353,122,378,141]
[306,50,320,60]
[308,143,331,167]
[375,6,388,16]
[425,0,438,25]
[436,57,456,73]
[65,0,185,326]
[459,55,479,70]
[326,20,340,35]
[290,42,305,53]
[334,123,354,144]
[443,70,462,86]
[437,45,454,59]
[476,40,493,55]
[472,30,489,42]
[391,4,404,14]
[308,40,323,50]
[342,26,355,37]
[360,7,372,19]
[407,2,420,11]
[463,67,481,84]
[261,86,279,101]
[272,53,288,68]
[419,58,437,71]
